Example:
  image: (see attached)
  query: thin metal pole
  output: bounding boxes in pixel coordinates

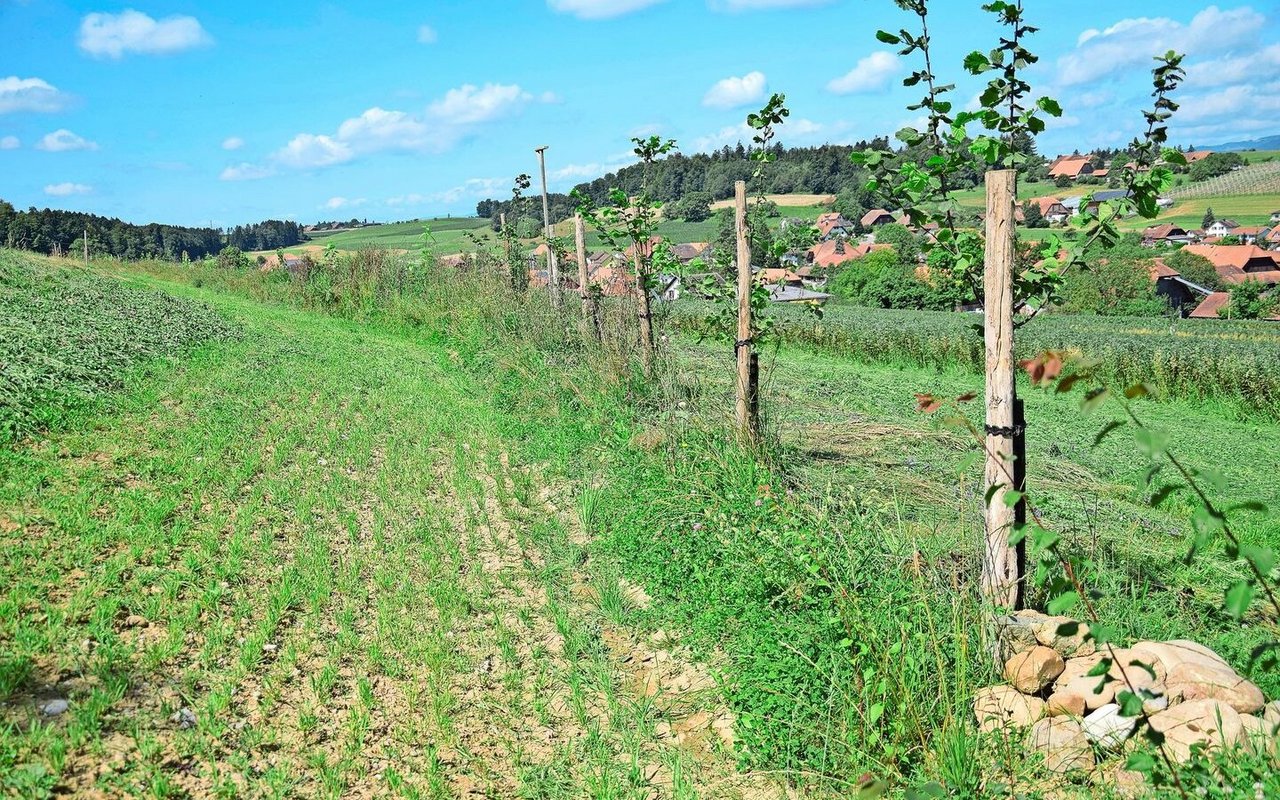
[534,145,559,304]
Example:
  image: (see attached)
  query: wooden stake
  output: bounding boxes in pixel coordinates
[534,145,560,304]
[734,181,758,444]
[83,228,88,264]
[982,168,1023,616]
[574,214,599,340]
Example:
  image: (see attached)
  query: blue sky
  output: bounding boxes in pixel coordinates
[2,1,1277,227]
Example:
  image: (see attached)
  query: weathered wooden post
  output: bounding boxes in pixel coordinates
[734,180,758,444]
[982,168,1024,618]
[534,145,560,305]
[574,214,599,341]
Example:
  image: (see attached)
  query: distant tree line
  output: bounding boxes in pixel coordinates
[0,199,307,260]
[476,194,577,233]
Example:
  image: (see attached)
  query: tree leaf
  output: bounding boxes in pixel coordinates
[1226,580,1254,619]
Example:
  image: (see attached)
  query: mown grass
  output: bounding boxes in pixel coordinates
[0,250,240,444]
[291,217,492,253]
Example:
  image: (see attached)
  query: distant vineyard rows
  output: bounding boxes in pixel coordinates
[1168,161,1280,198]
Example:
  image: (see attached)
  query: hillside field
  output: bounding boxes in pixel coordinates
[5,248,1280,797]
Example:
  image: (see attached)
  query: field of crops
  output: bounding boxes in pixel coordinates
[1167,161,1280,199]
[294,217,494,253]
[673,301,1280,417]
[0,250,240,443]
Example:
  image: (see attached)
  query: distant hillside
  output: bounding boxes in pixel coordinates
[1167,161,1280,199]
[1200,134,1280,151]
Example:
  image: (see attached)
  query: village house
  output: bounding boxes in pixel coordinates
[1048,154,1098,181]
[1029,196,1071,225]
[670,242,709,265]
[1189,292,1280,321]
[815,212,854,240]
[1142,223,1196,248]
[1205,218,1240,238]
[806,238,890,269]
[860,209,896,228]
[1145,257,1212,310]
[1182,244,1280,286]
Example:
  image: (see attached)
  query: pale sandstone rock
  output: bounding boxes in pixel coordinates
[1033,616,1095,658]
[1166,661,1264,714]
[1082,703,1138,749]
[1129,640,1230,676]
[974,686,1047,732]
[1148,698,1243,762]
[1046,691,1086,717]
[1005,646,1066,694]
[1026,716,1094,773]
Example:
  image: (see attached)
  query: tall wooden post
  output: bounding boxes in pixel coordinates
[83,228,88,264]
[982,169,1023,616]
[534,145,560,305]
[734,181,758,444]
[574,214,598,340]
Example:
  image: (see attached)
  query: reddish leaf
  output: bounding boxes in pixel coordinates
[914,393,942,413]
[955,392,977,403]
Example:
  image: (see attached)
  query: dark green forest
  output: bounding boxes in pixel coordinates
[0,200,306,261]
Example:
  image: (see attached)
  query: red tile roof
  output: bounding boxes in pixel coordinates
[860,209,894,227]
[1181,244,1280,284]
[807,239,890,268]
[1190,291,1280,320]
[1049,154,1094,178]
[1147,258,1180,279]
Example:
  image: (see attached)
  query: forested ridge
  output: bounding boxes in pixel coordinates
[0,199,307,260]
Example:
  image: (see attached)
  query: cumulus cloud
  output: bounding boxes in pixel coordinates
[222,136,244,150]
[79,10,212,59]
[826,51,898,94]
[0,76,68,114]
[546,0,666,19]
[711,0,832,9]
[45,182,92,196]
[417,24,438,43]
[323,196,366,210]
[429,177,507,205]
[1184,43,1280,89]
[228,83,542,177]
[275,133,353,169]
[0,136,18,150]
[428,84,533,125]
[1058,5,1265,87]
[220,162,275,181]
[702,71,766,109]
[36,129,98,152]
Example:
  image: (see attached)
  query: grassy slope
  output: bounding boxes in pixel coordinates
[0,260,786,798]
[287,217,493,253]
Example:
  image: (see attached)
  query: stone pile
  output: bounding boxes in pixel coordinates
[974,610,1279,774]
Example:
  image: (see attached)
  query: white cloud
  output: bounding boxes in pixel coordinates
[0,76,68,114]
[275,133,353,168]
[1185,43,1280,89]
[693,123,752,152]
[547,0,666,19]
[222,136,244,150]
[417,24,438,44]
[428,83,533,124]
[1176,85,1280,123]
[323,196,366,210]
[430,177,507,205]
[386,193,428,207]
[702,71,766,109]
[44,182,92,196]
[0,136,18,150]
[239,83,541,175]
[220,162,275,181]
[36,129,98,152]
[1057,5,1265,87]
[78,10,213,59]
[712,0,832,9]
[826,51,898,94]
